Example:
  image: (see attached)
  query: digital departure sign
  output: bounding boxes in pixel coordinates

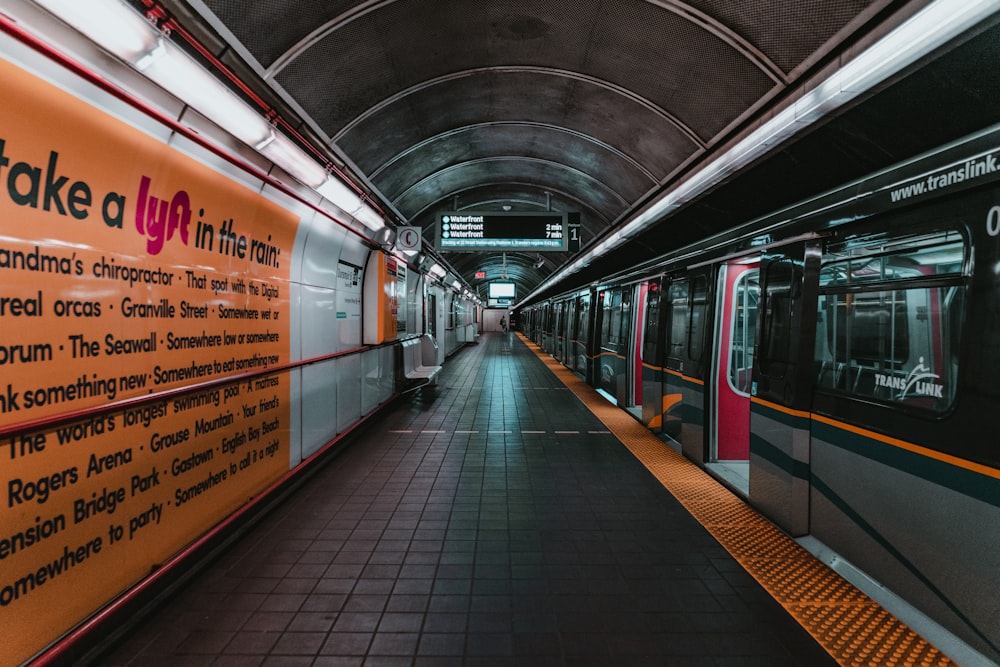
[488,281,516,299]
[437,212,568,251]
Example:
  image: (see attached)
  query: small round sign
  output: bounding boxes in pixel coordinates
[397,226,421,250]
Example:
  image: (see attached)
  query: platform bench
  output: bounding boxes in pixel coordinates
[400,334,441,390]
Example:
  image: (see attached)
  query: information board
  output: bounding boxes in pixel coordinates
[436,212,567,251]
[488,281,516,299]
[0,55,296,664]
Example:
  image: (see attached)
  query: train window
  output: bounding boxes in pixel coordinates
[642,281,661,364]
[603,293,613,345]
[575,295,590,343]
[666,279,689,362]
[621,288,632,351]
[821,290,909,367]
[815,231,966,413]
[758,260,798,379]
[604,290,624,350]
[689,275,709,362]
[729,270,759,393]
[819,233,964,287]
[574,294,591,373]
[606,288,631,353]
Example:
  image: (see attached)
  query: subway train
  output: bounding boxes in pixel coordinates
[0,17,479,666]
[520,122,1000,663]
[2,3,999,665]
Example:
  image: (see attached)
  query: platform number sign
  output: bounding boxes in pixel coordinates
[567,211,581,252]
[568,222,581,252]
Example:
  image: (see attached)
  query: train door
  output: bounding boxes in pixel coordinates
[662,270,712,462]
[553,301,566,363]
[572,292,591,380]
[641,278,667,431]
[552,301,570,366]
[709,259,760,492]
[748,242,821,536]
[629,283,647,420]
[541,305,549,346]
[594,288,616,399]
[595,287,632,405]
[561,300,573,364]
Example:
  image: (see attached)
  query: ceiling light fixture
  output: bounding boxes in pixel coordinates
[32,0,386,233]
[523,0,999,304]
[317,176,385,231]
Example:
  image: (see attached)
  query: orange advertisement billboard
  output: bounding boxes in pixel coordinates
[0,56,296,663]
[362,252,399,344]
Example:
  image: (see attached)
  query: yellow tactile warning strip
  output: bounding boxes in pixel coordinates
[518,334,954,667]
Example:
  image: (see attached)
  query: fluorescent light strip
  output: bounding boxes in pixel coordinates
[32,0,384,232]
[34,0,272,146]
[32,0,155,62]
[316,174,385,231]
[527,0,999,302]
[258,131,327,187]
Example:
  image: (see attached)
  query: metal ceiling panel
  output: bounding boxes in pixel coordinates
[685,0,890,73]
[393,157,626,221]
[205,0,360,68]
[163,0,940,298]
[337,69,698,180]
[272,0,776,138]
[373,123,655,208]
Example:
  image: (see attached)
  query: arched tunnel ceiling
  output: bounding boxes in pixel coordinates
[147,0,995,301]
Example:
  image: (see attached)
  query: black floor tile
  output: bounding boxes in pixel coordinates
[96,333,836,666]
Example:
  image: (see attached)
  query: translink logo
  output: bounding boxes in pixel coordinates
[890,153,999,202]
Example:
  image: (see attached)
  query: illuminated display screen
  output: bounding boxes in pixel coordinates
[437,211,568,251]
[488,281,516,298]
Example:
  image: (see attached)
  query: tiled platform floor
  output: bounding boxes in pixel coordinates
[99,332,836,666]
